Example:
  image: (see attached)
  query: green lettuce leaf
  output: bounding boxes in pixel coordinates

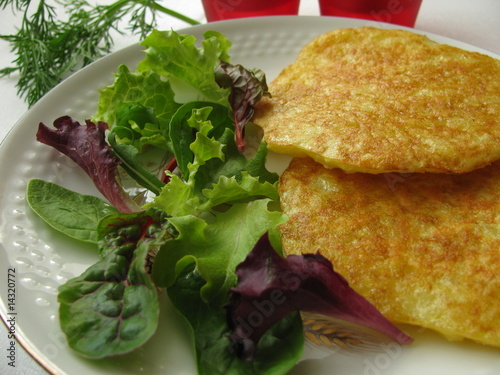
[137,29,231,104]
[113,102,170,151]
[152,199,287,308]
[201,171,278,208]
[192,128,278,192]
[94,64,180,135]
[58,209,173,358]
[94,65,179,190]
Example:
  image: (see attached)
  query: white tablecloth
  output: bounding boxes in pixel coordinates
[1,0,499,373]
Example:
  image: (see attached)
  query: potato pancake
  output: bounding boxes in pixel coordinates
[278,157,500,347]
[253,27,500,174]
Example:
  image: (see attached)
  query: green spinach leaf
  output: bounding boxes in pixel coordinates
[58,209,173,358]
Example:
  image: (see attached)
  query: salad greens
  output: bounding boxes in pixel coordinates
[151,199,287,307]
[26,29,412,374]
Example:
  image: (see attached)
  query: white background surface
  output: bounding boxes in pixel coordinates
[1,0,499,374]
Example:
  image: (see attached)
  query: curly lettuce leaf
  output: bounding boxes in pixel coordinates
[26,179,118,243]
[169,102,229,180]
[146,104,279,217]
[227,234,414,360]
[201,172,278,208]
[168,265,303,375]
[94,64,181,139]
[58,209,173,358]
[152,199,287,308]
[37,116,141,213]
[137,30,271,153]
[93,65,179,189]
[192,128,278,193]
[137,29,231,104]
[146,145,278,217]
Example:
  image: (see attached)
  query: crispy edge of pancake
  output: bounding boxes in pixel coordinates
[253,27,500,174]
[278,157,500,347]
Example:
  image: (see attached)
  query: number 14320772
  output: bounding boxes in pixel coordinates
[7,268,16,313]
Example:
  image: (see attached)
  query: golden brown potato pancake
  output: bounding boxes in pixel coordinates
[278,157,500,347]
[253,27,500,174]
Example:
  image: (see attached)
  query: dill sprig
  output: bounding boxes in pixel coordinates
[0,0,200,107]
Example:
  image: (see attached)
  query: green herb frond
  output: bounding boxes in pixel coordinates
[0,0,200,107]
[0,0,30,11]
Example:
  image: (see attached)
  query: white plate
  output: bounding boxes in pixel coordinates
[1,16,499,375]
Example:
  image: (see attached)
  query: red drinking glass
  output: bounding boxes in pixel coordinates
[202,0,301,22]
[318,0,423,27]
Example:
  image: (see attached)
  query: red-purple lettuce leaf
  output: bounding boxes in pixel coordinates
[37,116,141,213]
[227,233,413,360]
[214,61,270,152]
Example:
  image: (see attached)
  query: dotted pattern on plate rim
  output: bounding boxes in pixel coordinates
[229,30,319,58]
[2,90,100,308]
[4,147,66,304]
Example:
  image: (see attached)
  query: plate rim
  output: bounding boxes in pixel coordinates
[1,15,499,375]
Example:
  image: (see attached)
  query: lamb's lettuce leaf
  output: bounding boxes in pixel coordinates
[26,179,118,243]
